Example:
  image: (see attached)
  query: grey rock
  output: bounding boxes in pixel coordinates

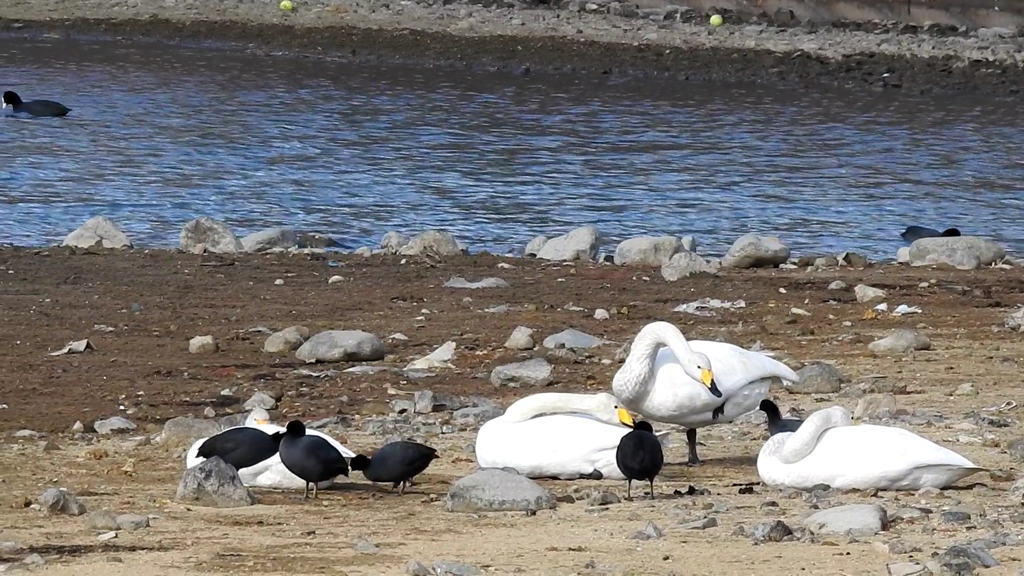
[240,228,297,252]
[188,335,218,354]
[295,330,387,363]
[94,416,136,435]
[661,251,719,280]
[179,217,243,254]
[804,504,887,536]
[115,513,150,531]
[680,235,697,252]
[263,325,309,353]
[631,521,663,540]
[446,469,556,513]
[380,231,411,254]
[854,394,897,420]
[908,236,1005,270]
[588,491,620,506]
[243,392,277,411]
[452,406,504,427]
[542,328,605,350]
[504,326,535,350]
[887,563,928,576]
[940,511,972,525]
[1008,442,1024,465]
[855,284,887,303]
[749,520,792,543]
[828,280,849,290]
[939,544,1000,569]
[721,234,790,268]
[175,457,256,508]
[1006,308,1024,331]
[414,390,462,414]
[406,561,434,576]
[613,236,683,267]
[443,277,510,289]
[879,539,922,555]
[680,517,719,530]
[490,358,553,387]
[12,430,43,438]
[896,247,911,263]
[523,235,549,257]
[433,562,482,576]
[868,329,932,354]
[535,226,602,262]
[787,362,844,394]
[21,554,44,566]
[96,532,117,542]
[39,488,87,516]
[398,230,465,257]
[352,536,380,554]
[62,216,133,249]
[156,416,222,446]
[86,510,120,531]
[0,542,20,554]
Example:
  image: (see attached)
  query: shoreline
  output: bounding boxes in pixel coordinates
[2,0,1023,96]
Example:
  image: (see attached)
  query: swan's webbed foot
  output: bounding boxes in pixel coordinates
[686,428,702,466]
[712,403,726,421]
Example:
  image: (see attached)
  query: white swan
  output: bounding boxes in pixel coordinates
[186,409,356,490]
[757,405,984,491]
[612,321,800,465]
[474,392,669,480]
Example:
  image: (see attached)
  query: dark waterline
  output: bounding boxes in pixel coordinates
[2,37,1022,259]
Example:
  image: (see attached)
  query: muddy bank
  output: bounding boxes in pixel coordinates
[2,0,1023,95]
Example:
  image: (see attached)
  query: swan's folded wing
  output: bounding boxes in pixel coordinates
[687,340,800,386]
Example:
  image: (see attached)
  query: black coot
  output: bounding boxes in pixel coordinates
[278,420,350,498]
[2,91,71,118]
[758,399,804,436]
[901,225,961,243]
[615,420,664,500]
[196,427,284,471]
[350,440,440,495]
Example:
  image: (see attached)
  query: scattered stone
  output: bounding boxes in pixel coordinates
[908,236,1005,270]
[406,341,457,370]
[155,417,222,446]
[188,335,218,354]
[523,236,548,257]
[115,514,150,531]
[875,539,921,555]
[953,383,978,396]
[39,488,87,516]
[588,491,620,506]
[593,308,610,320]
[1005,308,1024,331]
[380,231,410,254]
[328,275,344,284]
[828,280,848,290]
[490,358,553,387]
[535,226,602,262]
[433,562,482,576]
[97,532,117,542]
[855,284,887,303]
[446,469,556,513]
[787,362,844,394]
[721,234,790,268]
[263,326,309,354]
[62,216,133,249]
[749,520,793,543]
[631,521,663,540]
[896,247,911,264]
[937,544,1000,569]
[12,430,42,438]
[504,326,535,350]
[406,561,433,576]
[886,562,928,576]
[444,276,510,289]
[661,251,719,280]
[21,554,44,567]
[855,394,897,419]
[413,390,462,414]
[452,405,504,427]
[542,328,605,350]
[804,504,887,536]
[175,457,256,508]
[613,236,683,267]
[241,392,275,411]
[680,517,719,530]
[86,510,120,531]
[179,217,243,254]
[240,228,337,252]
[295,330,387,363]
[868,329,932,354]
[940,510,972,525]
[203,407,216,418]
[399,230,466,257]
[93,416,136,435]
[352,536,380,554]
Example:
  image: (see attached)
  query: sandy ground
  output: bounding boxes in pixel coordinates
[2,249,1024,574]
[1,0,1023,95]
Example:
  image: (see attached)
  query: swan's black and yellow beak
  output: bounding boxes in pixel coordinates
[701,369,723,398]
[617,408,635,428]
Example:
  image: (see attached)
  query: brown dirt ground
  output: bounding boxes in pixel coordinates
[2,248,1024,575]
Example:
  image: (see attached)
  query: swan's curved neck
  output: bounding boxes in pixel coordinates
[612,322,695,406]
[501,393,598,423]
[773,408,850,464]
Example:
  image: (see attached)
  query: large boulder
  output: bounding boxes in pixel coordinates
[240,228,339,252]
[721,234,790,268]
[907,236,1005,270]
[399,230,466,257]
[661,252,719,281]
[175,457,256,508]
[295,330,388,363]
[62,216,133,249]
[446,469,556,513]
[614,236,684,267]
[179,217,243,254]
[535,226,602,262]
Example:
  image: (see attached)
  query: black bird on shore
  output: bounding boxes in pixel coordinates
[758,399,804,436]
[615,420,664,501]
[901,225,961,243]
[2,91,71,118]
[278,420,350,499]
[196,427,284,471]
[350,440,440,496]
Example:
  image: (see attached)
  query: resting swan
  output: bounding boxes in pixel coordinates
[186,408,356,490]
[612,321,799,465]
[757,406,984,491]
[474,392,668,480]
